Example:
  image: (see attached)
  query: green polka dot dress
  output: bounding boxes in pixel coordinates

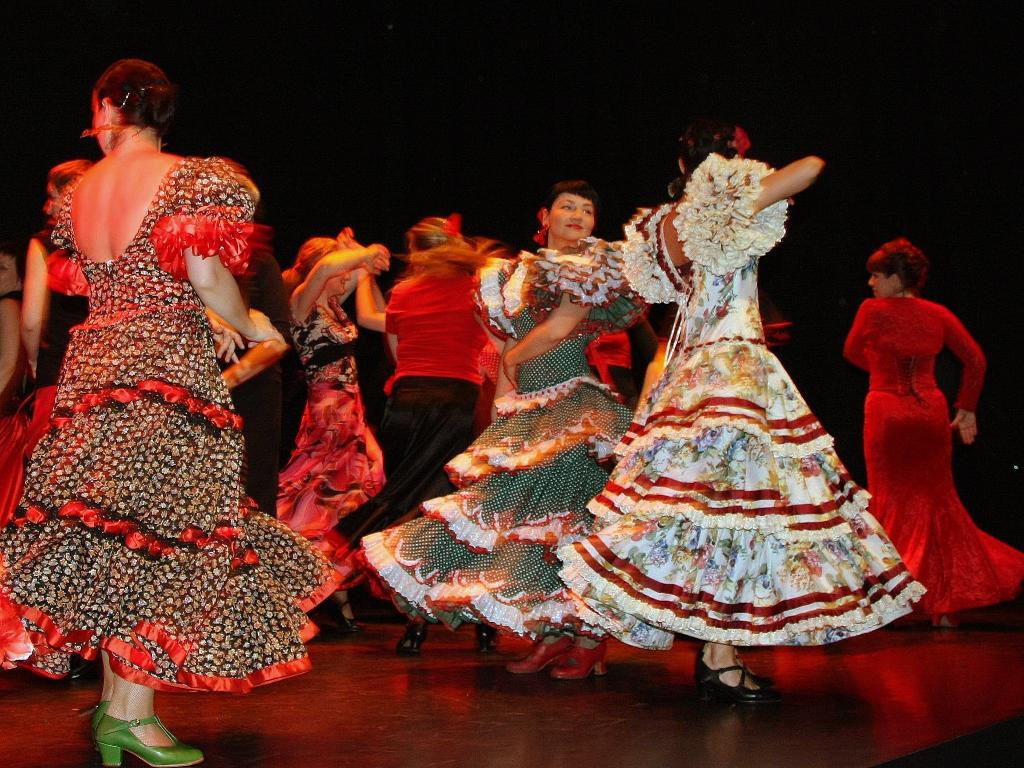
[362,240,645,638]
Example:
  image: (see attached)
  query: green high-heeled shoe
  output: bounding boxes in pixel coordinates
[94,713,204,767]
[90,700,110,736]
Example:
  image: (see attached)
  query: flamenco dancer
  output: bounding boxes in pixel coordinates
[336,216,504,652]
[277,232,389,632]
[556,119,924,702]
[844,237,1024,626]
[0,59,352,765]
[362,182,646,677]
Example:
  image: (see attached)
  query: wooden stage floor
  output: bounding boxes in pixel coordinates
[1,597,1021,768]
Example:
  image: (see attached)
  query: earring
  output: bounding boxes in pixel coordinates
[532,224,548,247]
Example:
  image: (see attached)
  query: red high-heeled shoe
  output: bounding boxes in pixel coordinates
[549,640,608,680]
[506,636,573,674]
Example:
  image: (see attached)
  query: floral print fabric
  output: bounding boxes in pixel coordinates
[558,154,924,648]
[277,296,385,583]
[0,157,338,691]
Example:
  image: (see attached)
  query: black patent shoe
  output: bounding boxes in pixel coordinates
[696,647,781,704]
[335,614,361,634]
[735,652,774,688]
[475,624,498,653]
[396,622,428,656]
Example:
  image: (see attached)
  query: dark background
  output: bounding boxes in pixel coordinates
[2,2,1020,547]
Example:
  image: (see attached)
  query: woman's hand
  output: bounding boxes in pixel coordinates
[206,308,244,363]
[333,227,389,274]
[363,244,390,275]
[243,308,285,347]
[951,409,978,445]
[336,226,358,248]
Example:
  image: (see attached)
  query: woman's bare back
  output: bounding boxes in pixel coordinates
[71,151,181,264]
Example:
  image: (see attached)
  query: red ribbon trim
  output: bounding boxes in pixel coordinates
[52,379,241,431]
[13,603,315,693]
[12,499,257,567]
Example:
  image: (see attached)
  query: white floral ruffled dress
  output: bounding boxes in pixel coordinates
[361,241,645,638]
[559,154,924,648]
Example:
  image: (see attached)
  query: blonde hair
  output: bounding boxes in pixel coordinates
[281,236,340,296]
[47,159,93,193]
[402,217,507,281]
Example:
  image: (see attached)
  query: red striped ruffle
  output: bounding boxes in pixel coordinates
[574,537,917,633]
[596,472,859,525]
[621,397,827,447]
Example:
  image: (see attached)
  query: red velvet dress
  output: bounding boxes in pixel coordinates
[844,297,1024,615]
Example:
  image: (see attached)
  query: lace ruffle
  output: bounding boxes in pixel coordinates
[476,259,516,338]
[361,531,606,639]
[620,206,690,304]
[559,547,925,648]
[483,242,644,338]
[672,153,788,275]
[447,412,621,483]
[493,375,614,416]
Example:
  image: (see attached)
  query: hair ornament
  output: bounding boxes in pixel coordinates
[442,213,462,236]
[731,125,751,157]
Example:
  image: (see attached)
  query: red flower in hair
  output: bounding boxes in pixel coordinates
[442,213,462,236]
[731,126,751,157]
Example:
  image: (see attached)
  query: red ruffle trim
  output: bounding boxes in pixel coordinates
[13,603,314,693]
[51,379,242,431]
[45,251,89,296]
[150,211,253,280]
[10,498,260,569]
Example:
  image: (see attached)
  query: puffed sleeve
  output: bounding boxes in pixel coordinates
[672,153,789,275]
[619,204,690,304]
[475,256,518,339]
[150,157,255,280]
[524,238,646,335]
[939,305,986,412]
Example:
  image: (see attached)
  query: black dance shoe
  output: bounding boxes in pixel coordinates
[396,622,428,656]
[475,624,498,653]
[695,646,781,704]
[734,651,774,688]
[335,613,361,635]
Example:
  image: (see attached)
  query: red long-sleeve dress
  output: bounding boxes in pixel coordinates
[844,297,1024,615]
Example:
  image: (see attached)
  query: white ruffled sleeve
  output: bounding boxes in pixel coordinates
[672,153,788,274]
[527,238,645,334]
[475,257,518,338]
[620,204,691,304]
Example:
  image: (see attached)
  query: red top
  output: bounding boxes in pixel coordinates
[844,297,986,412]
[585,330,631,388]
[385,273,488,388]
